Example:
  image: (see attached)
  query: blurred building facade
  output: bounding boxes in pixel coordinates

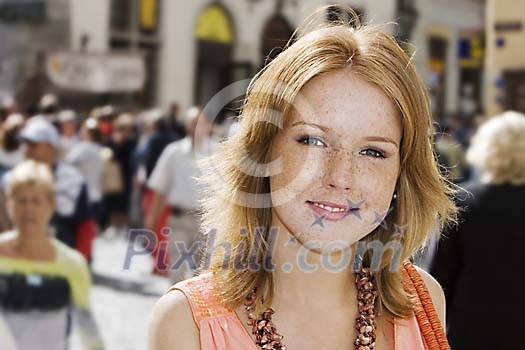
[0,0,488,121]
[485,0,525,116]
[0,0,70,112]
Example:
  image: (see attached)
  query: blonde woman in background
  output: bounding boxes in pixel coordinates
[149,6,457,350]
[0,160,103,349]
[430,111,525,350]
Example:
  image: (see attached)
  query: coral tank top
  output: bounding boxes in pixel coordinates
[167,262,450,350]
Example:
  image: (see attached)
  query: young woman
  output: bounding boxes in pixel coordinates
[0,160,103,349]
[149,6,457,350]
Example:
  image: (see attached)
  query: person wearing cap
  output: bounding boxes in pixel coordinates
[58,109,80,158]
[92,105,115,144]
[0,116,96,262]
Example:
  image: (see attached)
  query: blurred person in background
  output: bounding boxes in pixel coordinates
[0,96,16,122]
[142,109,180,179]
[94,105,116,145]
[0,160,103,349]
[145,106,213,281]
[58,109,80,159]
[0,113,25,177]
[430,111,525,349]
[39,93,59,123]
[0,117,96,262]
[434,122,468,183]
[166,102,186,139]
[103,113,138,235]
[134,109,177,250]
[65,118,104,228]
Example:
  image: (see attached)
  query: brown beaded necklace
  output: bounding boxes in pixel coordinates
[244,267,378,350]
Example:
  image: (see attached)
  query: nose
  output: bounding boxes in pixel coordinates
[323,151,354,192]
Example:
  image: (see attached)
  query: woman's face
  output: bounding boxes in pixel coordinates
[269,69,402,251]
[8,184,54,231]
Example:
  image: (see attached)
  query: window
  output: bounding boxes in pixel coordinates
[109,0,161,107]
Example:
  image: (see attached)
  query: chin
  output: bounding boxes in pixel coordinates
[297,229,368,253]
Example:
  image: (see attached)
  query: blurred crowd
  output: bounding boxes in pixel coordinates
[0,93,236,349]
[0,93,240,258]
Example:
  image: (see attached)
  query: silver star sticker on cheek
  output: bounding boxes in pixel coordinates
[392,224,408,238]
[339,198,366,221]
[309,212,327,228]
[372,207,394,229]
[286,233,298,245]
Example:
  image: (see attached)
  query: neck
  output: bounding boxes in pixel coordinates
[15,227,54,259]
[269,223,357,311]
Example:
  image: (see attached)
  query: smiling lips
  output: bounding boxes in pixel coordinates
[306,200,359,221]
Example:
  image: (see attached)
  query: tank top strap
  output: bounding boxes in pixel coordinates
[167,273,232,328]
[401,261,450,350]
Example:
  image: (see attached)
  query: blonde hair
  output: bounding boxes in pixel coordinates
[198,6,458,318]
[5,160,55,203]
[467,111,525,185]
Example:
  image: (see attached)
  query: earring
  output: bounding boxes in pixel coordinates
[393,192,397,200]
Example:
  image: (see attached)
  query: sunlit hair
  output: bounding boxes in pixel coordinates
[5,160,55,203]
[198,5,458,318]
[466,111,525,185]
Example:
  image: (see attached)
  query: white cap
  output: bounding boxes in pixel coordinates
[58,109,77,123]
[39,94,58,109]
[19,116,60,148]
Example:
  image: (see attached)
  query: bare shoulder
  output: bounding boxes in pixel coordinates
[413,265,446,328]
[148,290,200,350]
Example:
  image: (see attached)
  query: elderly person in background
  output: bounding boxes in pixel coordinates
[430,111,525,350]
[0,160,102,349]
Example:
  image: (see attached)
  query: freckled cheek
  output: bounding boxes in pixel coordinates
[270,148,324,191]
[356,163,399,210]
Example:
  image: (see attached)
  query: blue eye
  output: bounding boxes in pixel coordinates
[360,148,385,158]
[297,136,326,147]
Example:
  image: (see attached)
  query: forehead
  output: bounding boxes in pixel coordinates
[286,69,401,140]
[24,140,51,147]
[11,182,51,196]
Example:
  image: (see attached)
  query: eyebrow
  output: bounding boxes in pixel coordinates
[364,136,399,148]
[291,121,329,132]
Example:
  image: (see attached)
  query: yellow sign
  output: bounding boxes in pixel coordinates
[140,0,157,30]
[195,4,233,44]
